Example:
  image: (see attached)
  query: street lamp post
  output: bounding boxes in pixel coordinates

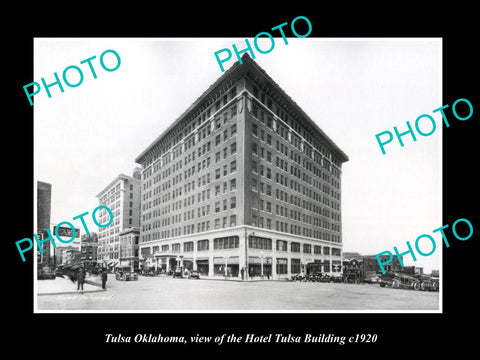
[224,256,228,277]
[260,252,264,279]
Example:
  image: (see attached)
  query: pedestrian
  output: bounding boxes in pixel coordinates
[266,268,270,280]
[241,267,245,280]
[101,268,108,290]
[77,267,85,291]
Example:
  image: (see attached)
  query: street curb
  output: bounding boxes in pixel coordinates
[38,289,107,296]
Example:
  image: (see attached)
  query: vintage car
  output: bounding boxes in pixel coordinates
[188,270,200,279]
[379,271,418,289]
[38,267,56,280]
[343,271,361,284]
[414,274,439,291]
[172,266,183,278]
[115,267,138,281]
[362,273,380,284]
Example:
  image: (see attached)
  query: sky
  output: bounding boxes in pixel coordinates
[34,37,442,273]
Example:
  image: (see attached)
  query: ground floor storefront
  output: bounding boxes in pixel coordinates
[139,226,343,280]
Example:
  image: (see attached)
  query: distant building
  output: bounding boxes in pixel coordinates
[343,252,403,276]
[119,227,140,271]
[96,169,141,269]
[37,181,52,269]
[81,233,98,271]
[54,245,78,267]
[64,248,81,266]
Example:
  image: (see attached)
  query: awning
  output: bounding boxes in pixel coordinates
[247,256,271,265]
[213,256,240,265]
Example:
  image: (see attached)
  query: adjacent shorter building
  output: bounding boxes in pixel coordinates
[54,245,78,267]
[119,227,140,271]
[96,169,141,269]
[80,233,98,271]
[342,252,404,277]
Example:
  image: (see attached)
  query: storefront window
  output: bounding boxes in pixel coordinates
[276,258,288,274]
[291,258,301,274]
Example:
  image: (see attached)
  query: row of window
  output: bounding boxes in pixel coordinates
[141,85,238,168]
[146,216,238,241]
[143,178,238,229]
[251,87,343,171]
[144,236,341,256]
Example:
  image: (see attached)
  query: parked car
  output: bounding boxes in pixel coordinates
[141,269,155,276]
[115,267,138,281]
[414,274,439,291]
[362,273,380,284]
[379,271,417,289]
[38,267,56,280]
[188,270,200,279]
[343,271,361,284]
[172,266,183,278]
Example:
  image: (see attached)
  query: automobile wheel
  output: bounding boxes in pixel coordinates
[420,282,426,291]
[432,282,439,291]
[413,281,420,291]
[392,279,400,288]
[380,282,386,287]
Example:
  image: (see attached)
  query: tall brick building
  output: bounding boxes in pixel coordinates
[135,54,348,279]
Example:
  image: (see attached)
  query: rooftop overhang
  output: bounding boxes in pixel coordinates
[135,53,348,165]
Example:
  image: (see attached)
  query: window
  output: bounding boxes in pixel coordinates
[184,241,194,252]
[291,259,301,274]
[215,134,221,146]
[214,236,239,249]
[248,236,272,249]
[230,215,237,227]
[230,160,236,172]
[276,258,288,274]
[231,124,237,136]
[231,142,237,154]
[303,244,312,254]
[291,242,300,253]
[276,240,287,251]
[252,123,258,137]
[198,239,209,251]
[230,196,236,209]
[230,178,236,191]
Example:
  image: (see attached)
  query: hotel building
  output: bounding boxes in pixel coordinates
[96,170,141,269]
[135,54,348,279]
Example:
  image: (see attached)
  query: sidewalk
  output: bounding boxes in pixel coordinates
[37,276,106,296]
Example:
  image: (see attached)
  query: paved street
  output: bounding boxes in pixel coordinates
[37,274,439,311]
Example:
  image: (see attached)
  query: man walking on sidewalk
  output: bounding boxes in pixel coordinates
[101,268,108,290]
[77,267,85,292]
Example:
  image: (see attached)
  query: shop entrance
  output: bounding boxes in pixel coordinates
[196,259,209,276]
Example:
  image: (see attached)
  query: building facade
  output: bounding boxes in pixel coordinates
[96,170,141,269]
[135,54,348,279]
[343,252,404,276]
[37,181,52,269]
[119,227,140,271]
[80,233,98,271]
